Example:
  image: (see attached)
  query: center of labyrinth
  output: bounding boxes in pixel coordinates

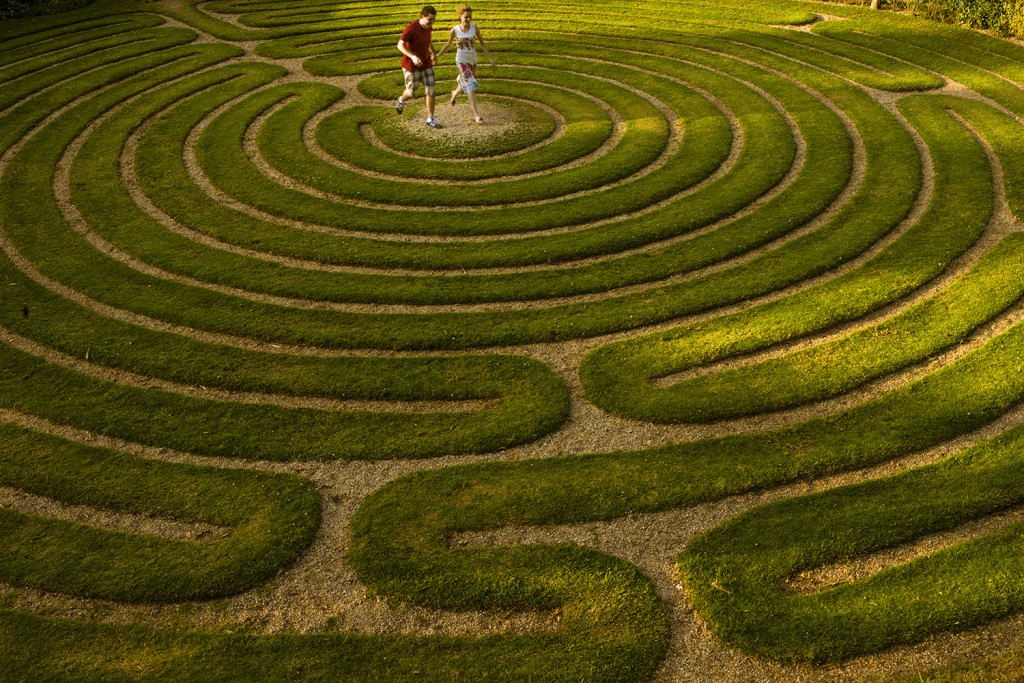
[387,97,545,150]
[6,1,1024,681]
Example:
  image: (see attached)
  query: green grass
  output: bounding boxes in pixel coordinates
[0,17,167,95]
[201,67,666,220]
[580,93,1020,422]
[5,0,1024,679]
[891,650,1024,682]
[349,282,1024,671]
[0,609,665,682]
[680,425,1024,662]
[0,423,320,602]
[0,52,569,458]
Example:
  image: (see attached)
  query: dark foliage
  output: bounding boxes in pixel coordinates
[0,0,96,21]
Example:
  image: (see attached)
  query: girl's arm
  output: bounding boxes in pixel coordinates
[435,28,456,59]
[476,28,496,66]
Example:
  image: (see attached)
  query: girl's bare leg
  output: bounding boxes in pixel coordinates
[468,91,483,122]
[450,86,461,106]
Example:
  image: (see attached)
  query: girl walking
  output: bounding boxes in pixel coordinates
[437,4,495,124]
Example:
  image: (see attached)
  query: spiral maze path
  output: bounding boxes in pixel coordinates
[4,0,1024,679]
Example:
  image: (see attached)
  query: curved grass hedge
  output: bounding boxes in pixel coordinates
[4,0,1024,680]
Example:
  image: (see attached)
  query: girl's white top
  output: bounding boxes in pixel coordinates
[453,23,478,64]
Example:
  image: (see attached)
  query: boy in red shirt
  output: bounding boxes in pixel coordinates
[396,6,442,129]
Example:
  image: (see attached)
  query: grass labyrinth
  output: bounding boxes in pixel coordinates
[4,0,1024,680]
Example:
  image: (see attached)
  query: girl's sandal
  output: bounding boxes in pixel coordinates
[475,116,484,124]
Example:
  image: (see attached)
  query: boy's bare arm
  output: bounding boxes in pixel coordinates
[397,38,423,66]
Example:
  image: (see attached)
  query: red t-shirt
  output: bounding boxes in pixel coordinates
[400,20,432,71]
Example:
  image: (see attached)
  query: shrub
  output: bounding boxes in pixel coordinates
[824,0,1024,37]
[1006,0,1024,33]
[0,0,94,21]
